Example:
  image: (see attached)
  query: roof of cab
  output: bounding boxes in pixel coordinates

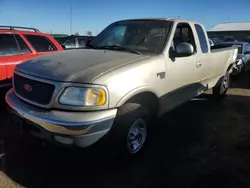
[114,18,201,24]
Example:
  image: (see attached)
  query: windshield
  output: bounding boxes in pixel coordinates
[89,20,172,54]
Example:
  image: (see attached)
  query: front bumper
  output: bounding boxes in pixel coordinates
[5,89,117,147]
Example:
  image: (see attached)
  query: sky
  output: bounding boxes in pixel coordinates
[0,0,250,35]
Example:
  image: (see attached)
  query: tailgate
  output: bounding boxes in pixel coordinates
[209,47,238,77]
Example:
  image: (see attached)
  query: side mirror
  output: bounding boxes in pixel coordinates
[175,42,194,57]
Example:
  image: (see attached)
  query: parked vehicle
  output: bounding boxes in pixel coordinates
[209,39,214,46]
[54,35,94,49]
[0,26,63,88]
[223,36,237,42]
[231,42,250,75]
[214,42,250,75]
[210,37,222,44]
[6,18,238,157]
[51,34,69,38]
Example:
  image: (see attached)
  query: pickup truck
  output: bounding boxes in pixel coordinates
[0,26,63,88]
[6,18,238,157]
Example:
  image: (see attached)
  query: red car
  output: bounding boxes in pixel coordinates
[0,26,63,88]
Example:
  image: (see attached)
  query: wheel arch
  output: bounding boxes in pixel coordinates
[226,63,234,74]
[116,87,160,117]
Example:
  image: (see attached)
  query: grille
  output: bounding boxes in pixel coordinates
[14,74,55,105]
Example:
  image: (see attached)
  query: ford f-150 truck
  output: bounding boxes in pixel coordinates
[6,18,238,157]
[0,26,63,88]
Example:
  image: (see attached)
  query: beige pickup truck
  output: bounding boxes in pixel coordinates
[6,18,238,156]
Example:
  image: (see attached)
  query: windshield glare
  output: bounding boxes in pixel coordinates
[90,20,172,54]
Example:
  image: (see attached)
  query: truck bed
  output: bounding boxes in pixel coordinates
[210,43,237,53]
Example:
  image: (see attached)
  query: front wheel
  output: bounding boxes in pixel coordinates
[212,72,230,97]
[102,103,152,157]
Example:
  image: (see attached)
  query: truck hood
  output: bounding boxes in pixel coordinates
[16,49,149,83]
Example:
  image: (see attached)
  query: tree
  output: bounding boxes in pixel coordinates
[87,31,92,36]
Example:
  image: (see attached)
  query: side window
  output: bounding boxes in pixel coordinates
[24,35,57,52]
[0,34,21,56]
[77,38,86,48]
[245,44,250,52]
[172,23,196,51]
[14,35,31,54]
[194,24,209,53]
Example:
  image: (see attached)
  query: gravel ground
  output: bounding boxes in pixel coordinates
[1,73,250,188]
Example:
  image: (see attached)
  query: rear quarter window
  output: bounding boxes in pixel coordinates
[24,35,57,52]
[194,24,209,53]
[0,34,21,56]
[245,44,250,52]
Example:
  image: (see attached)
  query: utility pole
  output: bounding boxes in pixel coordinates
[69,0,72,34]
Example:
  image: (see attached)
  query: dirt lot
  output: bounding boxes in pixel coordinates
[1,73,250,188]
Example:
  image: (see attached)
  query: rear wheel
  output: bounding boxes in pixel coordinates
[212,72,230,97]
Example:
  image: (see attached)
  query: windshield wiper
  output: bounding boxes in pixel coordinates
[96,45,141,55]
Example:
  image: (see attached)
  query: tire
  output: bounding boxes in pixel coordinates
[232,63,244,77]
[101,103,152,157]
[212,72,230,97]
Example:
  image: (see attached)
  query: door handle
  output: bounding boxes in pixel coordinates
[196,62,202,68]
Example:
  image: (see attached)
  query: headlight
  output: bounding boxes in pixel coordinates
[59,87,106,106]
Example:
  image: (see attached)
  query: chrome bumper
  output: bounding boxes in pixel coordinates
[5,89,117,147]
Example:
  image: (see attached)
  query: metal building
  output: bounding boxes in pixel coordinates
[207,22,250,43]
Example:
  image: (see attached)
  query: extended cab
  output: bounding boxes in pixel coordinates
[0,26,63,88]
[6,19,238,156]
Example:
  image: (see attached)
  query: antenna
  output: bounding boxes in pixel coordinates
[69,0,72,34]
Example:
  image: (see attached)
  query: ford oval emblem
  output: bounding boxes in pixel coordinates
[24,84,32,92]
